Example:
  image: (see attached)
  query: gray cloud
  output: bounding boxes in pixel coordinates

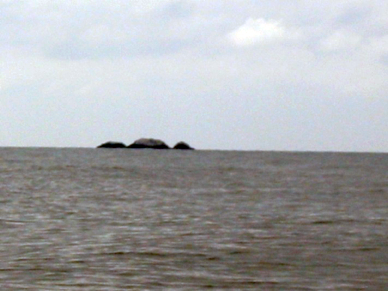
[0,0,387,151]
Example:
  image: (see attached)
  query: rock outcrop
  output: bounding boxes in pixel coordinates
[173,141,194,150]
[97,139,195,150]
[97,141,127,148]
[127,138,170,149]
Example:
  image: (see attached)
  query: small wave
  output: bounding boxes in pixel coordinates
[310,218,359,225]
[334,246,381,252]
[311,220,337,225]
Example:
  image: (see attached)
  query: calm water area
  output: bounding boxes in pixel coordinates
[0,148,386,290]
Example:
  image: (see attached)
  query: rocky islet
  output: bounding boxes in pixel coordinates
[97,138,194,150]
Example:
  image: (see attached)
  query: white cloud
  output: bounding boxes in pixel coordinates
[320,29,362,52]
[227,18,297,46]
[368,35,388,54]
[81,24,129,45]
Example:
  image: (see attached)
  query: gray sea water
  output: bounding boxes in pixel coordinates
[0,148,386,290]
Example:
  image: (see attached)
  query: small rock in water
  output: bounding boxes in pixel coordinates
[97,141,127,148]
[173,141,194,150]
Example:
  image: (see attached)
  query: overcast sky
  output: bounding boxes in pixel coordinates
[1,0,387,151]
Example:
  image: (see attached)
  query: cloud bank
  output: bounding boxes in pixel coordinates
[0,0,387,151]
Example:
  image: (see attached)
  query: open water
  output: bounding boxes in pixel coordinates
[0,148,386,290]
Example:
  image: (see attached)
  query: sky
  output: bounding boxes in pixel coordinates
[1,0,387,152]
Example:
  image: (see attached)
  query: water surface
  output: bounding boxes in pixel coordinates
[0,148,386,290]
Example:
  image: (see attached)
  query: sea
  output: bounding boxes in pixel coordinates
[0,148,386,290]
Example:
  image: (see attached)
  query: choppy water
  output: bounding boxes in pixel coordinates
[0,148,386,290]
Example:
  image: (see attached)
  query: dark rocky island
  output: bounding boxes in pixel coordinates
[97,141,127,148]
[97,138,194,150]
[173,141,194,150]
[127,138,170,149]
